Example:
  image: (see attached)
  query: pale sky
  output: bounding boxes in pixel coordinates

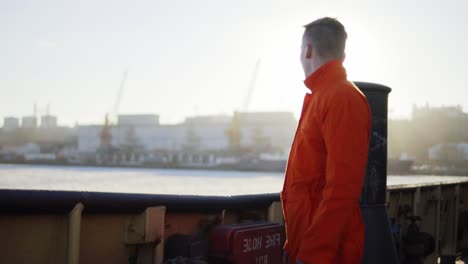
[2,0,468,126]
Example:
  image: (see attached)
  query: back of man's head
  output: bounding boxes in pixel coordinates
[303,17,347,61]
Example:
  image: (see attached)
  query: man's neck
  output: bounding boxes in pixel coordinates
[305,58,329,78]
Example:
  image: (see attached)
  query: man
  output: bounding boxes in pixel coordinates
[281,17,371,264]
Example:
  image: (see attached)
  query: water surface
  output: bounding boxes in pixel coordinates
[0,164,467,196]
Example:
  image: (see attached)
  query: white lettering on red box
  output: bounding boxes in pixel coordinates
[256,254,268,264]
[265,234,281,249]
[242,233,282,253]
[243,236,263,253]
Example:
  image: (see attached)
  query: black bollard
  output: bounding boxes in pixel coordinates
[355,82,400,264]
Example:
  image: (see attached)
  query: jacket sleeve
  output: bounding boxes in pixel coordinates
[297,93,370,263]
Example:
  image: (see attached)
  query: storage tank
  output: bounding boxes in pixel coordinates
[22,116,38,128]
[3,117,19,132]
[40,115,58,128]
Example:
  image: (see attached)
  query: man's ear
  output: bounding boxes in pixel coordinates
[306,44,312,59]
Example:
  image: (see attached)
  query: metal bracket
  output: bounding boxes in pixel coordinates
[268,201,284,224]
[125,206,166,264]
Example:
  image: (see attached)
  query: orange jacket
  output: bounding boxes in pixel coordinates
[281,60,371,264]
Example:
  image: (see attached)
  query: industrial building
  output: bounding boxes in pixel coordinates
[1,112,296,166]
[2,115,58,130]
[77,112,297,165]
[428,143,468,161]
[40,115,58,128]
[0,115,75,154]
[117,114,159,126]
[22,116,38,128]
[236,112,297,152]
[2,117,19,132]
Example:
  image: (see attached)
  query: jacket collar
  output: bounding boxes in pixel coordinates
[303,60,347,92]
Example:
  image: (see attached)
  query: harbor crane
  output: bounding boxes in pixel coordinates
[242,58,261,112]
[99,70,128,159]
[227,59,262,153]
[112,69,128,124]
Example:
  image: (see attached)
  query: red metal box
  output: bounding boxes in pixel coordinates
[209,222,285,264]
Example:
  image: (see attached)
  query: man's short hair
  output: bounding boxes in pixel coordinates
[303,17,347,60]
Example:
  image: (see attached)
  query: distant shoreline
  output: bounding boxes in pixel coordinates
[1,160,468,177]
[0,160,286,173]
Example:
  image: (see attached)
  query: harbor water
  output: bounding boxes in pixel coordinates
[1,164,467,196]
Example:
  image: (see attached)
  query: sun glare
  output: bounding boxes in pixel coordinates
[344,24,382,83]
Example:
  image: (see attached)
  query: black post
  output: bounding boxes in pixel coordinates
[355,82,400,264]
